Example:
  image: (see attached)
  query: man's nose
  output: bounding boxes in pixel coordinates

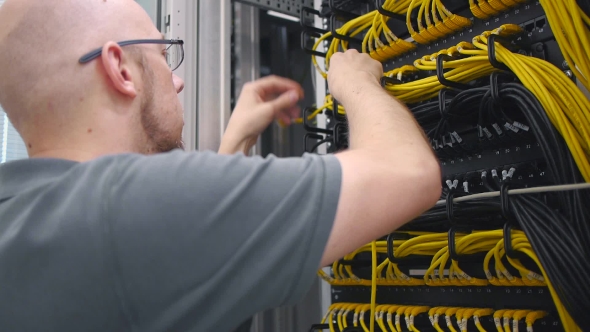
[173,74,185,94]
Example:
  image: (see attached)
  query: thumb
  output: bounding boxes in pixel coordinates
[267,90,300,115]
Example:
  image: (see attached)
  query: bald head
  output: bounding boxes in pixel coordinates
[0,0,185,159]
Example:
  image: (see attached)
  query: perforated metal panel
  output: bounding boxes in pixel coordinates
[234,0,313,18]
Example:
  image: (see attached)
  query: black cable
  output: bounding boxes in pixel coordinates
[310,138,332,153]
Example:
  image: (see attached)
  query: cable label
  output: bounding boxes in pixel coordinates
[449,133,456,144]
[513,319,519,332]
[395,315,400,325]
[504,317,510,328]
[387,313,392,323]
[446,316,452,327]
[482,127,493,138]
[492,123,504,135]
[513,121,530,131]
[451,131,463,143]
[405,316,411,330]
[429,315,435,325]
[474,316,480,325]
[504,122,520,133]
[461,272,471,280]
[527,271,544,281]
[494,317,501,327]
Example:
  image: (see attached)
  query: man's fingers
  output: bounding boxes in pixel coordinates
[267,90,300,115]
[288,106,301,119]
[249,75,304,99]
[277,112,292,126]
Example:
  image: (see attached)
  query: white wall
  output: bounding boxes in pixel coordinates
[136,0,159,25]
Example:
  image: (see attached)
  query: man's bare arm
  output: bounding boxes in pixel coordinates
[320,50,441,266]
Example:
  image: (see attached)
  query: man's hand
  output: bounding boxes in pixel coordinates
[219,76,304,155]
[327,49,383,107]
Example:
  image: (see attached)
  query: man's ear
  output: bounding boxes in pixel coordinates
[101,41,138,98]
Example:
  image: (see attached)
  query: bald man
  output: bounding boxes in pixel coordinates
[0,0,441,331]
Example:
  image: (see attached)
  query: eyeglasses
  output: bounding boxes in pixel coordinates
[79,39,185,71]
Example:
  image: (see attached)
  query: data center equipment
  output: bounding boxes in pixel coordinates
[299,0,590,331]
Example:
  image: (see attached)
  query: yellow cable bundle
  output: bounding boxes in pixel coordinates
[386,305,401,332]
[470,0,522,19]
[384,64,419,81]
[469,0,491,20]
[389,232,449,285]
[504,233,581,331]
[312,0,416,78]
[487,0,509,12]
[445,307,460,332]
[381,30,521,103]
[540,0,590,92]
[502,310,516,332]
[448,232,500,286]
[484,231,544,287]
[294,94,345,124]
[512,310,531,332]
[383,59,495,104]
[366,0,415,62]
[424,231,501,286]
[327,13,375,64]
[375,305,389,332]
[311,31,333,79]
[471,26,590,181]
[476,0,500,17]
[407,0,471,44]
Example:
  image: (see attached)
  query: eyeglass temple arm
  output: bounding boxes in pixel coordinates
[79,39,183,64]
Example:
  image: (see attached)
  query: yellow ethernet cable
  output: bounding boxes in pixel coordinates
[525,311,547,332]
[503,310,516,332]
[461,308,478,332]
[512,310,532,332]
[376,305,390,332]
[387,305,401,332]
[445,307,460,332]
[410,306,430,331]
[494,310,508,332]
[395,306,410,332]
[474,308,495,332]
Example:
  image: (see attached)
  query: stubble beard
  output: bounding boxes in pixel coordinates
[139,65,185,154]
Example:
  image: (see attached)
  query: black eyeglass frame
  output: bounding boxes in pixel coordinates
[78,39,185,71]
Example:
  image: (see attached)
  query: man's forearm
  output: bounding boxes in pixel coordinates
[341,80,432,159]
[218,134,255,155]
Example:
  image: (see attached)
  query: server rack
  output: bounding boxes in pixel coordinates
[299,1,590,331]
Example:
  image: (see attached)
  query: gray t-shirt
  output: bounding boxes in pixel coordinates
[0,150,342,332]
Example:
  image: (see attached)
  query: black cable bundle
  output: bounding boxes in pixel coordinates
[407,81,590,328]
[486,83,590,329]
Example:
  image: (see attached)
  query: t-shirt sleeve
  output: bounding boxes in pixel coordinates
[104,150,342,332]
